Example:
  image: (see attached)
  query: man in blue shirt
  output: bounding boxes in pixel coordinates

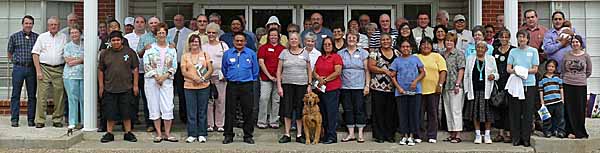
[301,12,333,51]
[7,15,38,127]
[543,11,577,71]
[220,16,257,51]
[221,33,259,144]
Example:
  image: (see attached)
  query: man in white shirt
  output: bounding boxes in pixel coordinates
[31,16,68,128]
[123,15,150,130]
[449,14,473,52]
[412,12,434,44]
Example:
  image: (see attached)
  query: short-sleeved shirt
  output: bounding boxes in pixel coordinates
[338,48,370,89]
[301,27,333,51]
[203,41,229,76]
[279,49,310,85]
[493,45,516,88]
[417,53,448,94]
[257,43,285,81]
[31,32,68,65]
[63,42,84,79]
[507,46,539,86]
[99,47,140,93]
[369,29,399,49]
[443,49,465,90]
[538,75,563,105]
[369,49,400,92]
[314,53,343,91]
[390,55,424,96]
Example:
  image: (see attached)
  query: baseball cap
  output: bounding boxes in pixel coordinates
[453,14,466,22]
[124,17,134,26]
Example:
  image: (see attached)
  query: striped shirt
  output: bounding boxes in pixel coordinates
[538,75,563,105]
[369,29,399,49]
[7,31,38,65]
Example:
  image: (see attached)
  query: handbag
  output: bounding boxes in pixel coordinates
[209,81,219,99]
[491,83,506,108]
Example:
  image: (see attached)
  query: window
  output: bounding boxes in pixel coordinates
[251,9,293,36]
[163,3,193,28]
[350,10,392,23]
[205,9,246,33]
[46,1,75,30]
[303,9,345,31]
[404,4,431,28]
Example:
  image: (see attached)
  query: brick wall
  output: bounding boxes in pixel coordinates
[482,0,523,28]
[73,0,115,24]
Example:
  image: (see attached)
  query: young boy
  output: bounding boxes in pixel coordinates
[538,59,566,138]
[98,31,140,143]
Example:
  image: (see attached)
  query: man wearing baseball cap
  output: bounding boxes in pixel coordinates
[124,17,135,34]
[258,16,288,47]
[449,14,474,51]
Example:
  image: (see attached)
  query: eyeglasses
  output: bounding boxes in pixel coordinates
[207,32,217,34]
[288,30,298,33]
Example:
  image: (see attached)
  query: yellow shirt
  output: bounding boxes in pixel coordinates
[181,52,212,89]
[259,34,288,47]
[416,53,447,94]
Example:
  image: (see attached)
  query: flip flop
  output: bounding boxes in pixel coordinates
[153,137,163,143]
[341,137,356,142]
[357,138,365,143]
[451,137,462,143]
[442,137,453,142]
[165,136,179,142]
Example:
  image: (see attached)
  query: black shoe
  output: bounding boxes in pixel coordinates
[28,121,35,127]
[543,132,552,138]
[101,133,114,143]
[53,122,63,128]
[322,139,337,144]
[222,137,234,144]
[556,132,567,138]
[512,139,521,146]
[35,123,44,128]
[244,138,255,144]
[278,135,291,143]
[296,135,306,144]
[97,128,106,132]
[375,139,385,143]
[124,132,138,142]
[11,122,18,127]
[386,138,395,143]
[523,141,531,147]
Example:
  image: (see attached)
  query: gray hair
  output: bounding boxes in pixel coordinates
[476,40,488,50]
[48,16,60,24]
[437,10,449,20]
[209,13,221,20]
[304,32,317,41]
[255,27,267,36]
[206,23,221,35]
[366,23,378,31]
[67,13,77,20]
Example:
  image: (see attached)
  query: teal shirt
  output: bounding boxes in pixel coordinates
[507,46,539,86]
[63,42,84,79]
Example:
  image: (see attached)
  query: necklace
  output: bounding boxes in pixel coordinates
[476,58,485,81]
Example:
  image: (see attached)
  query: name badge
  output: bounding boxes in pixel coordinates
[268,48,274,52]
[527,52,533,57]
[246,58,251,63]
[494,54,499,58]
[321,35,327,38]
[353,54,360,58]
[229,58,236,63]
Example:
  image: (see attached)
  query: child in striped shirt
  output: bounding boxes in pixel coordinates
[538,59,566,138]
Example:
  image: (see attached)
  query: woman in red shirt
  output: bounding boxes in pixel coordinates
[257,29,286,129]
[313,36,343,144]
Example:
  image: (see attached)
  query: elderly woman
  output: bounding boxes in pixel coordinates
[464,41,499,144]
[181,34,214,143]
[339,32,370,143]
[433,25,448,54]
[304,32,322,69]
[562,35,591,139]
[257,28,285,129]
[416,37,447,143]
[143,23,178,143]
[64,24,84,131]
[465,27,493,57]
[506,30,539,147]
[492,29,515,143]
[276,32,312,143]
[368,33,400,143]
[313,37,343,144]
[441,32,465,143]
[333,25,347,52]
[202,23,229,132]
[366,23,378,52]
[396,23,418,54]
[391,40,425,146]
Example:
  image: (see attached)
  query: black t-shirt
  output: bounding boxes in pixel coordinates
[98,46,139,93]
[492,45,515,89]
[472,59,486,90]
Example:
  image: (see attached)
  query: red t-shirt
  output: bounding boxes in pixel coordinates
[314,53,343,91]
[257,43,285,81]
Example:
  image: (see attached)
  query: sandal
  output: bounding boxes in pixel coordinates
[450,137,462,143]
[165,136,179,142]
[357,137,365,143]
[341,136,356,142]
[153,137,163,143]
[442,137,454,142]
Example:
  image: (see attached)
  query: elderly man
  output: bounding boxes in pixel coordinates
[449,14,473,51]
[359,14,370,34]
[8,15,39,127]
[412,12,434,43]
[124,15,151,131]
[436,10,450,28]
[168,14,193,125]
[187,15,210,46]
[369,14,398,49]
[59,13,78,36]
[32,16,68,128]
[301,12,333,51]
[395,16,409,30]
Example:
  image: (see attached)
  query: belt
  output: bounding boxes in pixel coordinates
[41,63,65,68]
[228,81,253,85]
[13,62,33,67]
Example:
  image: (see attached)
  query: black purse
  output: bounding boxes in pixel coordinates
[209,82,219,99]
[491,83,506,107]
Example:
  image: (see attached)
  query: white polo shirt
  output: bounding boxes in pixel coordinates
[31,31,68,66]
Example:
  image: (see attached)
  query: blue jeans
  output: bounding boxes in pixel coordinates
[340,89,366,128]
[543,103,566,134]
[10,65,37,123]
[64,79,83,126]
[318,89,340,141]
[184,88,209,137]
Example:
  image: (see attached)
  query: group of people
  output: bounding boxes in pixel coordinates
[7,8,591,147]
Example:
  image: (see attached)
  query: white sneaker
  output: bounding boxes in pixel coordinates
[414,138,422,143]
[398,137,407,145]
[185,136,197,143]
[207,127,214,132]
[474,135,482,144]
[407,138,416,146]
[198,136,207,143]
[428,139,437,143]
[484,134,492,144]
[67,125,76,129]
[217,127,225,132]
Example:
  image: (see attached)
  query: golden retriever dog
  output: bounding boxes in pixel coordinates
[302,92,322,145]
